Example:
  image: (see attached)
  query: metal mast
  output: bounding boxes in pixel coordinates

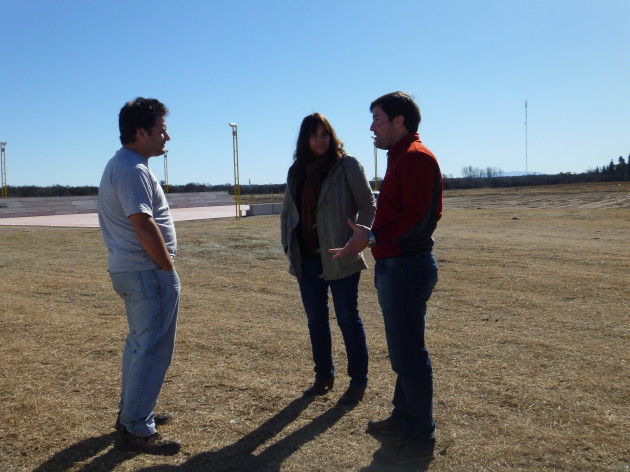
[163,150,169,193]
[1,142,7,198]
[525,100,528,175]
[229,123,241,219]
[373,137,379,190]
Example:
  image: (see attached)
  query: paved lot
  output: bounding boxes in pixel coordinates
[0,205,249,228]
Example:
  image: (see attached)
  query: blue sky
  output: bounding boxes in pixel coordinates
[1,0,628,186]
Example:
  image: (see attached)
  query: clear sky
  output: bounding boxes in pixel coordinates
[1,0,628,186]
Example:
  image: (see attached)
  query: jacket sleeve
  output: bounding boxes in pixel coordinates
[343,156,376,227]
[280,185,291,252]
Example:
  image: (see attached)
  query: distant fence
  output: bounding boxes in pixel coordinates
[0,191,234,218]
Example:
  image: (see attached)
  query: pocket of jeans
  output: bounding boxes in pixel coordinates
[110,271,148,301]
[156,268,177,277]
[156,268,181,291]
[379,257,406,274]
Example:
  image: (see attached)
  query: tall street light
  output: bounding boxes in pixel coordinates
[1,142,7,198]
[373,137,379,190]
[163,150,169,193]
[229,123,241,219]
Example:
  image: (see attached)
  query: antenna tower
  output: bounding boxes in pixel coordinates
[525,100,528,175]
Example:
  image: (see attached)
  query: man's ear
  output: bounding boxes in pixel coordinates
[393,115,405,130]
[135,127,148,142]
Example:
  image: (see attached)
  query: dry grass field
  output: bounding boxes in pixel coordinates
[0,182,628,472]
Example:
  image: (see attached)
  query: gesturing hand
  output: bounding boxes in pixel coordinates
[328,218,371,260]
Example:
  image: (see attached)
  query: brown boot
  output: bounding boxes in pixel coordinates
[118,429,181,455]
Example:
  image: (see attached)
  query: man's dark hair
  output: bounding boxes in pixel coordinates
[370,91,421,134]
[119,97,169,145]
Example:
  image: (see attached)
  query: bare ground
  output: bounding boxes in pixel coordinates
[0,182,628,472]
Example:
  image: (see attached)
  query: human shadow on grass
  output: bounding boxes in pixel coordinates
[32,431,138,472]
[358,431,452,472]
[135,395,356,472]
[356,442,433,472]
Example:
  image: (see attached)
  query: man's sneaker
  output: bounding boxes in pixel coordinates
[374,439,435,465]
[118,429,181,455]
[114,412,173,431]
[366,417,403,436]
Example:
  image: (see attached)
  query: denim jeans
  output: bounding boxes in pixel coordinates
[374,252,438,442]
[298,257,368,386]
[110,268,180,436]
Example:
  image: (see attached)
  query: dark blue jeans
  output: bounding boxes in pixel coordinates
[374,252,438,442]
[298,257,368,386]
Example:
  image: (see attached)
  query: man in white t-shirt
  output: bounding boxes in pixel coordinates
[98,97,180,455]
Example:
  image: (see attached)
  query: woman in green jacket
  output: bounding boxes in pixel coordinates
[281,113,376,404]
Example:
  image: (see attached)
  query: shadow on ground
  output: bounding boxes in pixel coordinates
[356,433,433,472]
[136,396,349,471]
[31,397,341,471]
[33,397,437,472]
[32,431,138,471]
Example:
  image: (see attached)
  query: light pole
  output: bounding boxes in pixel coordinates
[163,150,169,193]
[0,142,7,198]
[229,123,241,219]
[373,137,379,190]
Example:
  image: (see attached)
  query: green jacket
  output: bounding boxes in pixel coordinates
[281,155,376,281]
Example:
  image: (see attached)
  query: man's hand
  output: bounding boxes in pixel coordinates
[328,218,371,260]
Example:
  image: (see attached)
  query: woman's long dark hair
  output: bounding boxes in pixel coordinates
[293,113,345,169]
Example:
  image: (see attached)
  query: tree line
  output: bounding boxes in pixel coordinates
[1,182,287,198]
[444,154,629,190]
[3,155,628,198]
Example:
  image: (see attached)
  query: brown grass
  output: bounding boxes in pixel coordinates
[0,182,628,472]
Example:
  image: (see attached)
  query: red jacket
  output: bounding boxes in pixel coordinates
[371,133,443,260]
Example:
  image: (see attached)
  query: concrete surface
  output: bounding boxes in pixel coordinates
[0,191,233,218]
[0,204,250,228]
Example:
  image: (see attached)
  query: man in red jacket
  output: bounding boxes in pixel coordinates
[330,91,443,465]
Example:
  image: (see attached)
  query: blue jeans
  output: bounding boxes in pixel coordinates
[298,257,368,386]
[374,252,438,442]
[110,268,180,436]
